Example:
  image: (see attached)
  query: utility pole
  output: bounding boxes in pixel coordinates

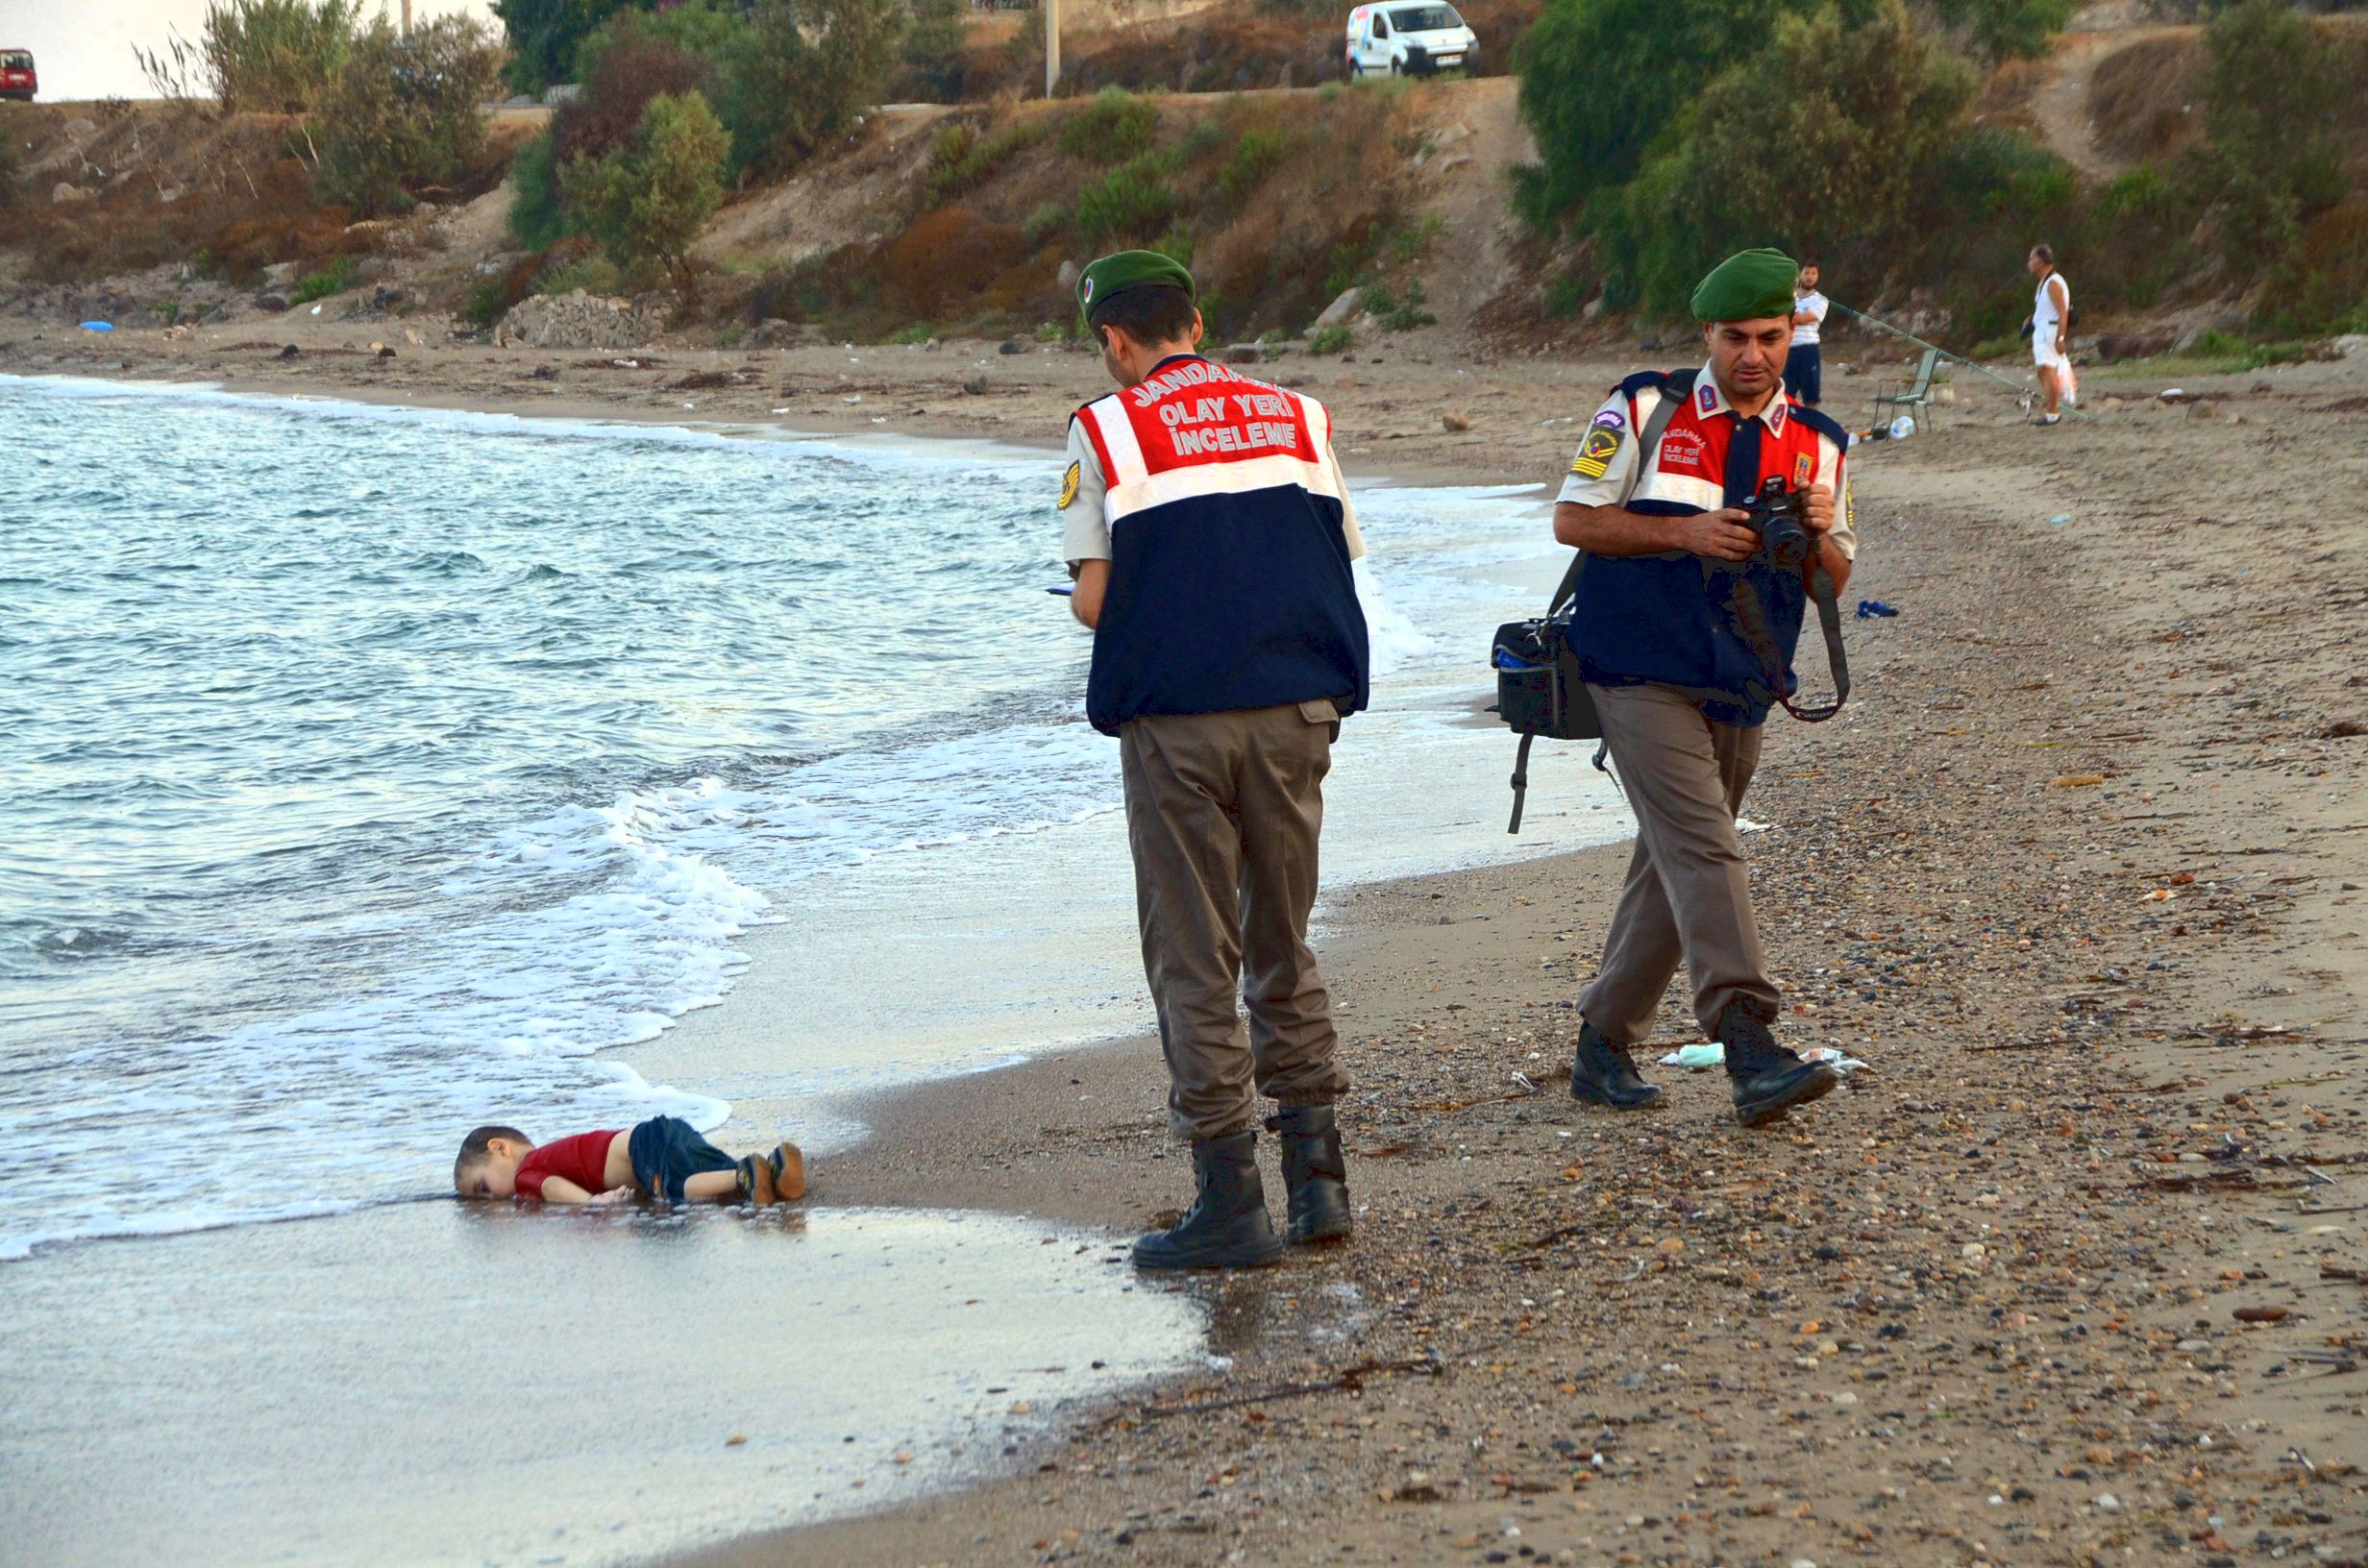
[401,0,412,35]
[1045,0,1060,98]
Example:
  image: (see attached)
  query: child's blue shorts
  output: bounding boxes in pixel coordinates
[628,1115,736,1203]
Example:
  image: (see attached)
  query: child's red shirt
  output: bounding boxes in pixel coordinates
[514,1130,620,1199]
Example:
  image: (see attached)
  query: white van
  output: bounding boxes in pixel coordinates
[1344,3,1480,77]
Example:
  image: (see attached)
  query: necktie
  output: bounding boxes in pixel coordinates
[1722,411,1763,508]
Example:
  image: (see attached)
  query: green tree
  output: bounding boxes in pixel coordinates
[1601,0,1975,312]
[2170,0,2343,274]
[900,0,969,102]
[492,0,650,96]
[719,0,904,178]
[1513,0,1837,233]
[138,0,361,113]
[507,129,579,249]
[1921,0,2071,62]
[565,89,731,292]
[314,14,504,214]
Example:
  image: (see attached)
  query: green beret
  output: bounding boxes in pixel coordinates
[1077,250,1196,323]
[1690,247,1800,323]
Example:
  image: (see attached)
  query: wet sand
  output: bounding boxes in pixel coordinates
[9,320,2366,1564]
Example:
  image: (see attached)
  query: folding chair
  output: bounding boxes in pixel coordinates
[1868,347,1945,431]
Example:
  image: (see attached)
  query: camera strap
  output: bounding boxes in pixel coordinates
[1726,564,1851,723]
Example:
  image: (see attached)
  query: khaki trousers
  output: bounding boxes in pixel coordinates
[1578,682,1783,1043]
[1119,700,1351,1141]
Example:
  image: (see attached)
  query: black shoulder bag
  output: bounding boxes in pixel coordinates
[1491,372,1695,833]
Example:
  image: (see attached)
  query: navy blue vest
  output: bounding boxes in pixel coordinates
[1572,370,1846,726]
[1073,357,1369,736]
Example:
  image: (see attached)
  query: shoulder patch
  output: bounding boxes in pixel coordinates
[1058,460,1081,510]
[1569,425,1621,479]
[1591,407,1627,430]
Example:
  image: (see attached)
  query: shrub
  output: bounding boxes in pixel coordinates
[721,0,903,178]
[291,255,356,302]
[1219,128,1290,208]
[1060,87,1158,166]
[1074,155,1176,246]
[507,131,578,250]
[885,320,934,343]
[1589,0,1972,312]
[565,89,731,292]
[1924,0,2071,62]
[2259,201,2368,338]
[463,276,511,326]
[1022,202,1070,247]
[900,0,968,102]
[0,134,19,210]
[2180,0,2346,273]
[924,122,987,202]
[553,19,714,173]
[1362,279,1435,331]
[1308,323,1353,354]
[1513,0,1808,233]
[492,0,645,97]
[314,14,504,215]
[148,0,362,113]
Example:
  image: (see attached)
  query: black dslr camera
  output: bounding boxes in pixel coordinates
[1739,475,1812,571]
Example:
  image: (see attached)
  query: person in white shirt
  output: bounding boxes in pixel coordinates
[1786,262,1828,406]
[2027,244,2075,426]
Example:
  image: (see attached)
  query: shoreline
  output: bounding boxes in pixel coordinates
[10,328,2367,1564]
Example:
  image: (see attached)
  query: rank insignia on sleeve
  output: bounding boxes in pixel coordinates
[1058,460,1081,510]
[1569,426,1620,479]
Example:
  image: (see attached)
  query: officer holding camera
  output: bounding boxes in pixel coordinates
[1551,248,1856,1127]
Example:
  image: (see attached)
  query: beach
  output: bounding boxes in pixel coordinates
[3,317,2364,1566]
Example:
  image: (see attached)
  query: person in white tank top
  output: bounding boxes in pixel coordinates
[2027,243,2075,425]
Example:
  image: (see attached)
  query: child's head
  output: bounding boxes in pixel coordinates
[454,1125,533,1198]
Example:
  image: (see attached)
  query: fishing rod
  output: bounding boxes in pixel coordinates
[1828,300,2095,422]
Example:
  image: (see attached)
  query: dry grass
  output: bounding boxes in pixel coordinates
[717,82,1427,341]
[1972,55,2049,137]
[3,98,526,287]
[2085,35,2207,165]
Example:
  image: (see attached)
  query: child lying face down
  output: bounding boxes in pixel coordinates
[454,1115,805,1207]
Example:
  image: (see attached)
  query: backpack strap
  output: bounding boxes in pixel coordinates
[1545,369,1696,615]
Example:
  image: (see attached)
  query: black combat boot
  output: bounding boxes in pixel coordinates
[1264,1103,1352,1245]
[1132,1130,1286,1270]
[1569,1019,1665,1110]
[1718,1003,1839,1127]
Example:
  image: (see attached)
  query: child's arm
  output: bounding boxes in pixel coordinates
[533,1176,636,1206]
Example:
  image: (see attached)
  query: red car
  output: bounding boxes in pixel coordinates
[0,49,36,102]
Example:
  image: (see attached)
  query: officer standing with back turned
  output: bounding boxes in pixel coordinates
[1059,251,1370,1268]
[1551,248,1857,1127]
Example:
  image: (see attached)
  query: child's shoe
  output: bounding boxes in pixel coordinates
[734,1154,778,1206]
[734,1142,806,1205]
[769,1141,806,1202]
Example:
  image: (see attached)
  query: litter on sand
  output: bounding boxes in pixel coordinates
[1659,1042,1870,1074]
[1855,600,1899,619]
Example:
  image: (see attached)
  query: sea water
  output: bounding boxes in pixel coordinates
[0,373,1630,1562]
[0,373,1624,1262]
